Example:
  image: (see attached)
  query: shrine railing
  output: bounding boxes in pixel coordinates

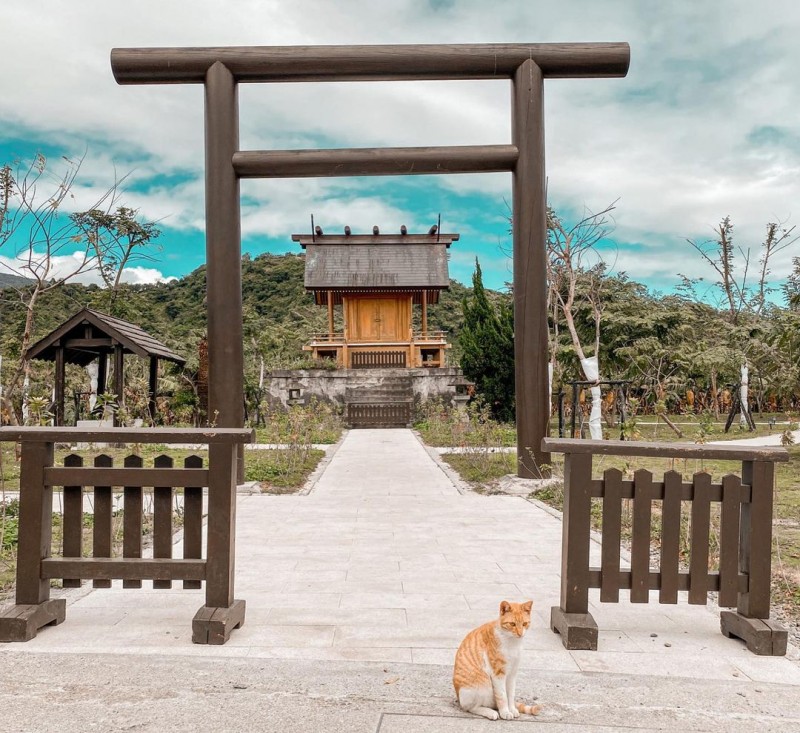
[543,438,790,656]
[0,426,253,645]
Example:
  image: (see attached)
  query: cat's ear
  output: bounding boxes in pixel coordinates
[522,600,533,613]
[499,600,512,615]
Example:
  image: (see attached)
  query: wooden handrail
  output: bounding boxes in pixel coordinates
[0,426,254,445]
[542,437,790,462]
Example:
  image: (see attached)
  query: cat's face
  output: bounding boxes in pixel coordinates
[498,600,533,638]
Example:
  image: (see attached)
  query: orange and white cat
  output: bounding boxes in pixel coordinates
[453,600,541,720]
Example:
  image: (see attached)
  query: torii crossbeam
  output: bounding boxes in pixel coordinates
[111,42,630,479]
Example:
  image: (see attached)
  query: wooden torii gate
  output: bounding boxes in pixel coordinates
[111,43,630,479]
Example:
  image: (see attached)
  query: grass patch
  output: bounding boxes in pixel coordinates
[247,448,325,493]
[414,400,515,448]
[442,450,517,488]
[254,400,344,445]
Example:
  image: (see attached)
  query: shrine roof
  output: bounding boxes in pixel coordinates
[25,308,186,367]
[293,232,458,291]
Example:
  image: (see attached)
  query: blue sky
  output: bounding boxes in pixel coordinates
[1,1,799,298]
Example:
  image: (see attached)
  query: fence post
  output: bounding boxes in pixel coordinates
[721,459,788,654]
[0,440,66,641]
[192,441,245,644]
[550,450,598,649]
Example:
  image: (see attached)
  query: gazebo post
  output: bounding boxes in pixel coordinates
[148,356,158,424]
[96,353,108,402]
[113,344,124,427]
[54,345,65,427]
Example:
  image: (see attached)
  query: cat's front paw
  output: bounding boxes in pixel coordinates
[510,706,520,718]
[499,709,515,720]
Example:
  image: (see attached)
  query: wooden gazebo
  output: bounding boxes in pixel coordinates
[25,308,185,425]
[294,227,458,369]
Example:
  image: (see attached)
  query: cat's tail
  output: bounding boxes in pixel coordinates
[516,702,542,716]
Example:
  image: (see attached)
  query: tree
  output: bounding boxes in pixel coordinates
[459,259,515,422]
[547,203,616,438]
[70,206,161,314]
[0,153,149,422]
[682,216,798,424]
[683,217,797,325]
[785,257,800,311]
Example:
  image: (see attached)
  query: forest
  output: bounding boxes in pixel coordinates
[1,155,799,427]
[0,243,798,428]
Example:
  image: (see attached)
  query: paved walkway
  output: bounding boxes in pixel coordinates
[2,429,800,732]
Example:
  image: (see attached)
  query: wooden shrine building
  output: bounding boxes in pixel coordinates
[25,308,186,426]
[294,227,458,369]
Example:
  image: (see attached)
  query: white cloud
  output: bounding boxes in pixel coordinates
[2,1,800,291]
[0,251,174,287]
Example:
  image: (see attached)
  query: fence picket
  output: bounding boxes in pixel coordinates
[630,469,653,603]
[659,470,682,604]
[122,455,144,589]
[719,473,742,608]
[153,455,174,589]
[600,468,622,602]
[689,472,712,605]
[183,455,204,590]
[62,454,83,588]
[92,454,113,589]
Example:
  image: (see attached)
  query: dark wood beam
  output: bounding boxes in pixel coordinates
[233,145,518,178]
[0,425,254,444]
[63,338,114,349]
[45,466,210,488]
[41,557,207,581]
[111,43,630,84]
[541,438,791,462]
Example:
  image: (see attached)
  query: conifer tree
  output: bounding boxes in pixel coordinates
[459,259,515,422]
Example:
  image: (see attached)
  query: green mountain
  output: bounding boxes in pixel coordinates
[0,273,32,289]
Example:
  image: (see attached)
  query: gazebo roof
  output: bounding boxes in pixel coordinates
[25,308,186,367]
[293,232,458,293]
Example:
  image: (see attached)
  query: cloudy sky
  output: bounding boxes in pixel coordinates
[1,0,799,298]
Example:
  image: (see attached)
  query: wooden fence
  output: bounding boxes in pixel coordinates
[0,426,253,645]
[543,438,790,656]
[346,402,412,428]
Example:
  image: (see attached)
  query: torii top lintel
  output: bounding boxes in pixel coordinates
[110,43,629,84]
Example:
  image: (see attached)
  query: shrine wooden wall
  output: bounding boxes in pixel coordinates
[344,295,412,342]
